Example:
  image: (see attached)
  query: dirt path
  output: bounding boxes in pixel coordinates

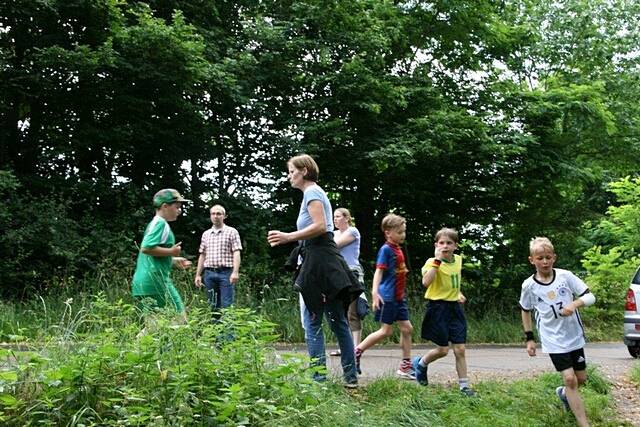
[284,342,640,425]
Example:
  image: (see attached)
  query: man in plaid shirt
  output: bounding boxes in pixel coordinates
[195,204,242,311]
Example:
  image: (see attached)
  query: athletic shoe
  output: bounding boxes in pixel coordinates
[329,349,341,356]
[344,381,358,389]
[460,386,476,397]
[412,356,428,386]
[396,360,416,380]
[556,386,570,411]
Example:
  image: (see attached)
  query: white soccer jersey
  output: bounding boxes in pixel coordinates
[519,268,590,354]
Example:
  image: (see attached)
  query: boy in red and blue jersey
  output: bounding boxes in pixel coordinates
[354,213,414,379]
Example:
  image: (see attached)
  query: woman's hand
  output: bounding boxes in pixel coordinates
[267,230,291,247]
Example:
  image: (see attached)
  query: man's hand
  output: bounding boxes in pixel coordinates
[230,272,239,284]
[194,274,203,288]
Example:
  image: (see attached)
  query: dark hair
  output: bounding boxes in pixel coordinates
[288,154,319,182]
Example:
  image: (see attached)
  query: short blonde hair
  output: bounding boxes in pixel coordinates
[529,237,555,255]
[335,207,353,225]
[381,213,405,232]
[288,154,319,182]
[435,227,458,243]
[210,204,226,216]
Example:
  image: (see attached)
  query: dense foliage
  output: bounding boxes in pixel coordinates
[0,295,328,425]
[1,0,639,311]
[0,296,622,426]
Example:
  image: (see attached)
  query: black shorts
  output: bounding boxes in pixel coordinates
[420,299,467,347]
[549,348,587,372]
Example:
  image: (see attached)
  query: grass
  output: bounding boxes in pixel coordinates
[264,367,623,426]
[0,269,623,345]
[0,286,629,426]
[630,361,640,386]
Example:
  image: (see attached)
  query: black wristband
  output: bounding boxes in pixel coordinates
[525,331,534,342]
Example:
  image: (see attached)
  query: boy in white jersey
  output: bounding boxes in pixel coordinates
[519,237,596,427]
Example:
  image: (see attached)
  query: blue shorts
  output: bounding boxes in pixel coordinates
[374,299,409,325]
[420,299,467,347]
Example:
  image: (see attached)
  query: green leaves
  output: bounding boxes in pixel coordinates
[0,299,329,425]
[582,177,640,311]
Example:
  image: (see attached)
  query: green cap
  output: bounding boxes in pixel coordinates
[153,189,191,208]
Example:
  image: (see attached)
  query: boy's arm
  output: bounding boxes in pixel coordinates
[371,268,384,311]
[423,247,446,287]
[521,309,536,356]
[141,242,182,258]
[422,265,438,287]
[560,291,595,316]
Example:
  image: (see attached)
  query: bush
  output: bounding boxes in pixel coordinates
[581,177,640,313]
[0,294,333,426]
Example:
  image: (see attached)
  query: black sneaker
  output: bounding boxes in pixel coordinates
[460,386,476,397]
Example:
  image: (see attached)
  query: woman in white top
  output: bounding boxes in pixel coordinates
[331,208,366,356]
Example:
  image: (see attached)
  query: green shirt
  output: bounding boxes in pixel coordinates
[132,215,175,296]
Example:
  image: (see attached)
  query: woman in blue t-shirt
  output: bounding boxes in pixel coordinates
[330,207,366,356]
[267,154,362,387]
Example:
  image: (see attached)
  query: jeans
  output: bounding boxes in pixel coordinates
[303,300,357,384]
[203,268,234,310]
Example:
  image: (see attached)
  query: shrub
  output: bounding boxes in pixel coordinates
[0,294,330,426]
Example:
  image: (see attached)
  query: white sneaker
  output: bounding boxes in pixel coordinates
[396,366,416,380]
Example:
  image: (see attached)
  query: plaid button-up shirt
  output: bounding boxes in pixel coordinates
[199,225,242,268]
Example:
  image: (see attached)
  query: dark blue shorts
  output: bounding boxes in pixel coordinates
[374,299,410,325]
[420,299,467,347]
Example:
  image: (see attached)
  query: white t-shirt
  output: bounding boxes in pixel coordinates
[519,268,590,354]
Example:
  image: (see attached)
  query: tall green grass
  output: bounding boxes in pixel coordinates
[0,290,627,426]
[265,368,622,426]
[630,361,640,386]
[0,269,621,345]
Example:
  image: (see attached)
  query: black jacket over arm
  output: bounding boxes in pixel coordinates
[294,232,364,315]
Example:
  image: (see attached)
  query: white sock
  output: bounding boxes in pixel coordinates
[459,378,470,389]
[419,358,428,368]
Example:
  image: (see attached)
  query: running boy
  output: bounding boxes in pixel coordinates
[520,237,595,427]
[355,213,414,379]
[413,228,475,396]
[132,189,192,324]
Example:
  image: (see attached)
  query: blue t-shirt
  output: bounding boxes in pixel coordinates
[296,184,333,234]
[339,226,361,267]
[375,242,408,302]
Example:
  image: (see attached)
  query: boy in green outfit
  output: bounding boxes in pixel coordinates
[132,189,191,323]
